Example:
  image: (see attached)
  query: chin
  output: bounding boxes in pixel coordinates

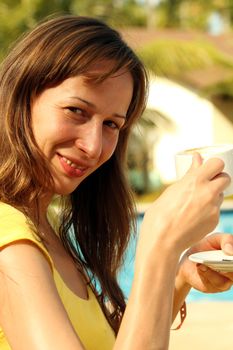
[53,182,81,196]
[56,186,80,196]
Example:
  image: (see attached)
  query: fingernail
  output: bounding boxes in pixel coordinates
[197,264,208,272]
[223,243,233,255]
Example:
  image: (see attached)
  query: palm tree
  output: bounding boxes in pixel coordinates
[127,35,233,194]
[127,108,174,194]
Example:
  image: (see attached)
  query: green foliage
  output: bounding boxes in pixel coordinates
[0,0,147,60]
[33,0,73,19]
[0,0,233,60]
[71,0,146,26]
[0,1,28,58]
[205,78,233,97]
[158,0,183,27]
[71,0,114,18]
[139,39,233,77]
[157,0,233,29]
[0,0,73,60]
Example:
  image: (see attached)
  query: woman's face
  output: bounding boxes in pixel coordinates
[31,66,133,196]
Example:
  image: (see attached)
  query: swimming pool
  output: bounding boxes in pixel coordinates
[118,209,233,302]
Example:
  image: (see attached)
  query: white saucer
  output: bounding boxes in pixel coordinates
[189,250,233,272]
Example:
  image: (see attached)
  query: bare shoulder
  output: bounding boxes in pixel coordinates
[0,240,56,335]
[0,240,84,350]
[0,239,53,296]
[0,238,52,270]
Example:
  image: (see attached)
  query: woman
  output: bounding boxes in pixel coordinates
[0,15,232,350]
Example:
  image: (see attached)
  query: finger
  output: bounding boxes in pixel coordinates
[189,152,203,170]
[216,192,224,207]
[211,172,231,193]
[206,232,233,251]
[202,158,225,180]
[196,266,222,293]
[197,264,233,291]
[220,234,233,255]
[220,271,233,282]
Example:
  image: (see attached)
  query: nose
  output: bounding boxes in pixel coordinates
[75,120,103,160]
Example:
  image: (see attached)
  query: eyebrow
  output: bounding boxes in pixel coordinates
[69,96,127,120]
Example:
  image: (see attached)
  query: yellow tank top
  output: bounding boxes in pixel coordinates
[0,202,115,350]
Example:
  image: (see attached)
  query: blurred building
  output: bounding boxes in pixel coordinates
[122,28,233,185]
[148,75,233,183]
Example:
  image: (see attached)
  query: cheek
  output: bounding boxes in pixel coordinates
[33,123,54,148]
[34,120,73,149]
[31,104,66,145]
[103,135,119,159]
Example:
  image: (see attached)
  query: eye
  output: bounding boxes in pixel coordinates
[65,106,88,121]
[104,120,121,130]
[67,106,84,115]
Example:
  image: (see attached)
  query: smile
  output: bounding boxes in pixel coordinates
[62,156,86,170]
[58,154,88,178]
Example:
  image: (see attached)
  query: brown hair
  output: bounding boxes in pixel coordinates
[0,15,148,334]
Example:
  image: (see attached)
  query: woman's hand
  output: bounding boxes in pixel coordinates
[172,233,233,323]
[137,153,231,265]
[178,233,233,293]
[121,155,230,350]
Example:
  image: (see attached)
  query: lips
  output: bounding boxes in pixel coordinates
[61,155,87,170]
[57,153,88,177]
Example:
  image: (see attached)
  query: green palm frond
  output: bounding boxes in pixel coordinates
[139,39,233,78]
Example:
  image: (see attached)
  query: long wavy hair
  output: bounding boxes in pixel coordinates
[0,15,148,334]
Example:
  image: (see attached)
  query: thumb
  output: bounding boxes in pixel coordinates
[221,235,233,255]
[189,152,203,171]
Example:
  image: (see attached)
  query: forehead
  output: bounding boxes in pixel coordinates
[62,70,133,94]
[69,72,133,112]
[49,64,133,105]
[33,66,134,119]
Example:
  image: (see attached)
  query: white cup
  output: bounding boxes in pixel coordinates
[175,144,233,197]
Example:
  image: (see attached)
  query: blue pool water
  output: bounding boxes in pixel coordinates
[118,209,233,302]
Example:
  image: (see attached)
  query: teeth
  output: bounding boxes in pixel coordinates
[62,156,84,170]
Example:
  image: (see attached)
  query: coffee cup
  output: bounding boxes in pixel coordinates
[175,144,233,197]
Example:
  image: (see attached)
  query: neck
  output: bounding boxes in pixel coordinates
[39,195,53,216]
[28,193,54,224]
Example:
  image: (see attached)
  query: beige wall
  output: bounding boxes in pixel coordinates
[147,76,233,183]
